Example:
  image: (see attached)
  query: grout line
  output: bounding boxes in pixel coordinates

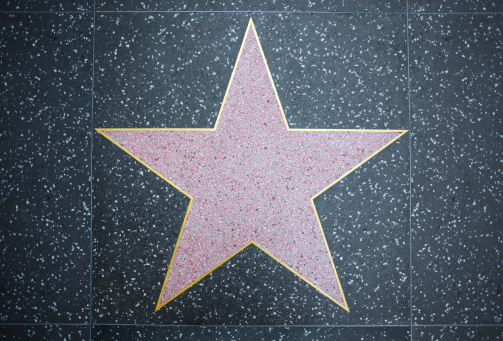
[0,9,503,15]
[90,0,96,340]
[0,10,503,16]
[0,323,90,326]
[95,10,503,15]
[406,1,413,340]
[416,324,503,327]
[0,10,94,13]
[0,323,501,328]
[88,324,503,328]
[408,11,503,15]
[91,324,412,327]
[94,10,407,14]
[1,10,502,15]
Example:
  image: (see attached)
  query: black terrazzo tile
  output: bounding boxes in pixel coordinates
[94,13,408,130]
[410,0,503,13]
[0,13,92,323]
[93,13,409,324]
[0,0,91,11]
[93,325,410,340]
[410,14,503,325]
[93,13,247,129]
[0,325,88,340]
[259,14,408,129]
[413,326,503,341]
[268,0,406,13]
[96,0,270,12]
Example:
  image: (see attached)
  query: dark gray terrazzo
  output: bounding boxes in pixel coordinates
[410,14,503,325]
[268,0,406,13]
[410,0,503,13]
[413,326,503,340]
[93,325,410,340]
[0,325,88,340]
[93,13,246,129]
[97,0,405,12]
[259,14,408,129]
[0,14,92,323]
[0,0,91,11]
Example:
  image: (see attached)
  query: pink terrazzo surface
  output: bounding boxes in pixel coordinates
[102,23,402,309]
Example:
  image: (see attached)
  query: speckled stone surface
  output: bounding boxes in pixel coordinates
[0,0,91,11]
[268,0,406,13]
[0,325,88,340]
[97,0,405,12]
[410,14,503,325]
[0,13,92,323]
[259,14,408,130]
[413,326,503,340]
[93,326,411,340]
[410,0,503,13]
[2,2,503,340]
[93,14,244,129]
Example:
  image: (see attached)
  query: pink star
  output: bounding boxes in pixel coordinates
[97,19,406,312]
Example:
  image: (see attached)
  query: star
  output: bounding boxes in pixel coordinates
[97,19,406,312]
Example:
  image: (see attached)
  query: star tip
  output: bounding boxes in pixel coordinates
[332,296,349,312]
[398,130,409,137]
[248,19,256,33]
[334,299,349,312]
[95,128,108,136]
[154,301,164,312]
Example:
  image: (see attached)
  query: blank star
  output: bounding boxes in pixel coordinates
[98,19,406,312]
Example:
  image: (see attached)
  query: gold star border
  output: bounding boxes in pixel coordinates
[96,18,408,313]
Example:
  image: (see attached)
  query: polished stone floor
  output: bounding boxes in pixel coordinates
[1,1,502,340]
